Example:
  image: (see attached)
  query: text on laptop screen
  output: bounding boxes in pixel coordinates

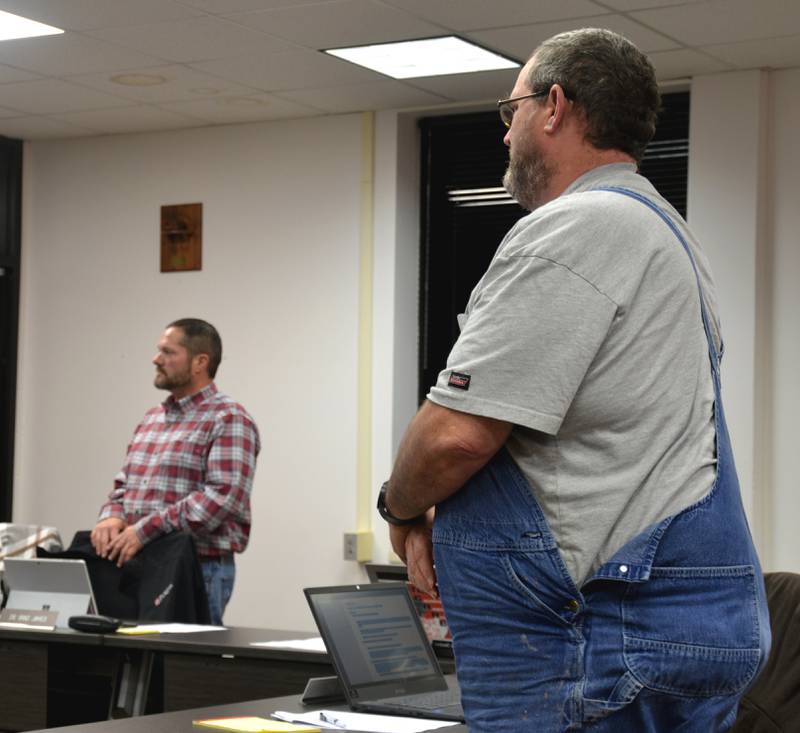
[312,587,438,687]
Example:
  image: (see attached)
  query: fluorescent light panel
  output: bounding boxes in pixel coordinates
[325,36,518,79]
[0,9,63,41]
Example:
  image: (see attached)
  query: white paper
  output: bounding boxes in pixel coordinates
[120,623,226,634]
[250,637,327,652]
[272,710,458,732]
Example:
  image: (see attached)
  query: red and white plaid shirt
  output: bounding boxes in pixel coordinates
[99,383,260,558]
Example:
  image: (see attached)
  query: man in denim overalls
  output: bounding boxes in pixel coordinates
[378,28,770,731]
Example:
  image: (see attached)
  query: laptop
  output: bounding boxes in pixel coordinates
[304,582,464,722]
[3,557,97,628]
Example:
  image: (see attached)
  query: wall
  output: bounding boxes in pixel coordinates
[686,71,764,522]
[768,68,800,571]
[15,114,368,630]
[687,67,800,571]
[370,110,421,560]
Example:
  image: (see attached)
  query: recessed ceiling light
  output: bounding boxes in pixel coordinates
[0,9,63,41]
[324,36,519,79]
[111,73,168,87]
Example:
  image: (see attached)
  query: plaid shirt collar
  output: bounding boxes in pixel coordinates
[163,382,218,415]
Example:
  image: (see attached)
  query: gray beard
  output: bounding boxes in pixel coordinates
[502,149,553,212]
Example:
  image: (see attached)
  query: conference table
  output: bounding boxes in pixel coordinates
[0,625,456,732]
[0,626,335,731]
[24,693,469,733]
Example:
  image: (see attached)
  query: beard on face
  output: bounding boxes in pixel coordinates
[502,137,554,212]
[154,365,192,392]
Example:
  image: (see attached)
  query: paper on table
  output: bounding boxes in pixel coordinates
[250,637,327,652]
[272,710,458,732]
[117,623,226,635]
[193,716,319,731]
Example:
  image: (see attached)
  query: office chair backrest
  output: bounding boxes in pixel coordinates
[731,572,800,732]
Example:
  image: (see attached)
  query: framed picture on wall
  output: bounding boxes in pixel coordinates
[160,202,202,272]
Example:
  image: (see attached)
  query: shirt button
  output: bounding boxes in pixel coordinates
[619,565,629,574]
[565,599,580,613]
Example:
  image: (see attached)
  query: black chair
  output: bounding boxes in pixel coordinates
[732,572,800,732]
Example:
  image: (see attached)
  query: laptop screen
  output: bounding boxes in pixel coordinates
[305,583,445,698]
[363,564,452,644]
[3,558,96,628]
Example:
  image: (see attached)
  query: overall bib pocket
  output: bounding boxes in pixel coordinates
[622,565,762,697]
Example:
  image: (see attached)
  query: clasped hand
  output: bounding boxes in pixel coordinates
[90,517,143,567]
[389,508,438,597]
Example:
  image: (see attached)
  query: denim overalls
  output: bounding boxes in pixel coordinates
[432,188,771,732]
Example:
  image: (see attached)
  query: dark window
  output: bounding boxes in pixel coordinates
[640,92,690,218]
[418,92,690,402]
[0,135,22,521]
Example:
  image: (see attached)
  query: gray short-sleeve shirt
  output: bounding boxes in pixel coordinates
[428,163,720,586]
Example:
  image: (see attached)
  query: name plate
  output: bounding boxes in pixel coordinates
[0,608,58,630]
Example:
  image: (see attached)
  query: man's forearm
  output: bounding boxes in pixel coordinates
[386,400,512,519]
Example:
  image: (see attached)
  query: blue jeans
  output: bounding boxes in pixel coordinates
[432,189,770,732]
[201,555,235,626]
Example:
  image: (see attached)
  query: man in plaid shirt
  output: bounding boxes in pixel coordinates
[90,318,260,624]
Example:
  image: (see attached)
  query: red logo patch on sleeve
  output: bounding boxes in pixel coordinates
[448,371,471,390]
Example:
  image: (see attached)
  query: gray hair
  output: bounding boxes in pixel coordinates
[528,28,660,163]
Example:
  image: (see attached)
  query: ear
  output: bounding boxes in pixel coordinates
[193,353,210,375]
[542,84,570,135]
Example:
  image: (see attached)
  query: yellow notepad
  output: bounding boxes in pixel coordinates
[192,716,320,732]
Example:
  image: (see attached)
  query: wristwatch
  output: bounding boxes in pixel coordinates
[377,481,421,526]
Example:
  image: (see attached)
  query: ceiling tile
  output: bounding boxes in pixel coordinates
[0,33,166,75]
[0,63,42,83]
[85,16,293,64]
[409,67,520,103]
[66,64,261,103]
[471,14,680,62]
[191,48,378,91]
[701,33,800,69]
[0,0,797,141]
[379,0,609,32]
[160,92,321,123]
[0,0,203,31]
[648,47,732,80]
[54,104,207,134]
[229,0,444,49]
[177,0,340,12]
[0,114,95,139]
[277,79,448,113]
[631,0,800,46]
[0,78,133,114]
[599,0,704,9]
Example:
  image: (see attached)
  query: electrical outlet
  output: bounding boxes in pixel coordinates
[343,533,358,561]
[343,531,373,562]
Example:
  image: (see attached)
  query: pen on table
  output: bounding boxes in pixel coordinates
[319,711,347,728]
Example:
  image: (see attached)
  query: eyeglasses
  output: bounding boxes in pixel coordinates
[497,90,548,128]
